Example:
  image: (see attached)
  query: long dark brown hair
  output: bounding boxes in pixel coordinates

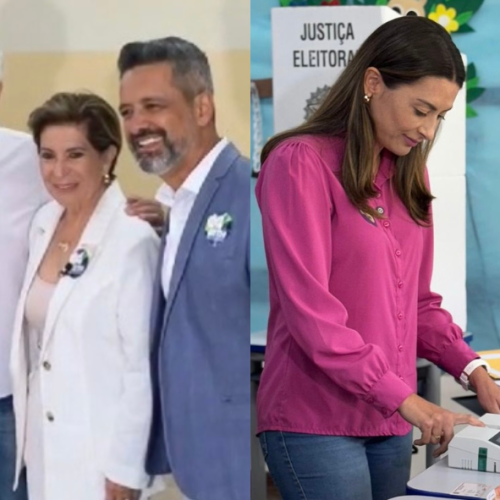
[261,16,465,224]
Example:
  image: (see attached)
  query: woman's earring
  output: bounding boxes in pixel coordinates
[103,173,111,185]
[363,94,371,104]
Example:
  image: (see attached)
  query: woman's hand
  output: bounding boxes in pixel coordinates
[470,366,500,414]
[105,478,140,500]
[398,393,484,457]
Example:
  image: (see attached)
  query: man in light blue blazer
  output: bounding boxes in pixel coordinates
[118,37,250,500]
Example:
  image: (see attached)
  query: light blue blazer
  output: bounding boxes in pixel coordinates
[146,143,250,500]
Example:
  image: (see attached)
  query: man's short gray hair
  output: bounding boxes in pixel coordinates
[117,37,213,100]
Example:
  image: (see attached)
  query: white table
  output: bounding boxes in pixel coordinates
[407,455,500,498]
[390,496,451,499]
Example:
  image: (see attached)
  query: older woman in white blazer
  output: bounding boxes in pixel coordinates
[9,92,162,500]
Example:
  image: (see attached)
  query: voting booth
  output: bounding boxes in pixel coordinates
[449,413,500,474]
[403,414,500,498]
[271,6,468,329]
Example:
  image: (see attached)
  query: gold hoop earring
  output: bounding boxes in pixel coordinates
[363,94,371,104]
[103,173,111,185]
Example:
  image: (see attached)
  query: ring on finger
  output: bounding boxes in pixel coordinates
[433,434,442,441]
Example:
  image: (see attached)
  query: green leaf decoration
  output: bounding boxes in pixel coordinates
[458,0,483,14]
[456,23,475,33]
[444,0,482,15]
[467,76,479,90]
[426,0,483,16]
[466,105,478,118]
[467,87,485,103]
[280,0,306,5]
[456,11,474,25]
[426,0,439,15]
[464,61,484,119]
[467,63,477,80]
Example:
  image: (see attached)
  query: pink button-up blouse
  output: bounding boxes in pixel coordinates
[255,134,477,437]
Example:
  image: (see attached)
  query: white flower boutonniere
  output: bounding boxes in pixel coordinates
[204,213,233,246]
[60,245,94,278]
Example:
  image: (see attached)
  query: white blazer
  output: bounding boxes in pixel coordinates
[10,182,161,499]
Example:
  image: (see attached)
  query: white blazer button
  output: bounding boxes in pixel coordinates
[46,412,54,422]
[43,361,51,371]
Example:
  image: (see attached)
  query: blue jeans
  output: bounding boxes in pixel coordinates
[259,431,412,500]
[0,396,28,500]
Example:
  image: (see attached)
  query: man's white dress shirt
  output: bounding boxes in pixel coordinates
[155,138,228,299]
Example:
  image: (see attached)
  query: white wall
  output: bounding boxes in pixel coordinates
[0,0,249,52]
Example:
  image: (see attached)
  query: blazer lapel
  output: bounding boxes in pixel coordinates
[163,143,240,321]
[150,213,169,345]
[24,206,63,299]
[10,203,62,364]
[41,183,125,355]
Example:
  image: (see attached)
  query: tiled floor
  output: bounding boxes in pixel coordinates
[262,374,481,500]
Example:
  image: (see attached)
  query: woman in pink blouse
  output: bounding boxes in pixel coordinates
[255,16,500,500]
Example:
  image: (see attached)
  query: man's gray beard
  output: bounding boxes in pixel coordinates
[134,150,181,176]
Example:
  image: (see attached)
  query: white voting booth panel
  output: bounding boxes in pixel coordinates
[427,84,466,177]
[272,6,399,133]
[430,176,466,329]
[271,6,467,330]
